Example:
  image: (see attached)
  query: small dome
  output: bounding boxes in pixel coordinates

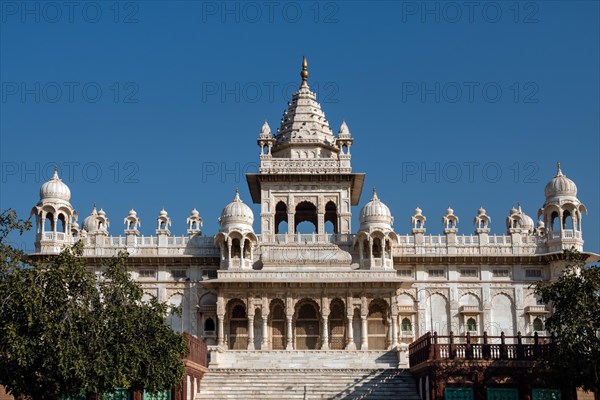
[219,189,254,230]
[519,206,534,231]
[414,206,423,215]
[478,206,486,215]
[128,209,137,217]
[191,208,199,216]
[446,206,454,215]
[537,219,545,228]
[40,167,71,202]
[544,162,577,198]
[83,205,98,232]
[510,205,519,215]
[359,189,393,229]
[98,208,106,216]
[259,121,272,138]
[159,209,168,217]
[72,221,79,229]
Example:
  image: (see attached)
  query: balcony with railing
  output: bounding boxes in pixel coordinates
[409,331,555,369]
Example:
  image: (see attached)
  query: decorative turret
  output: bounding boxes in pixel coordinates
[124,209,141,235]
[257,121,274,157]
[215,189,257,269]
[411,206,426,232]
[156,209,171,235]
[337,120,353,156]
[538,162,586,251]
[187,208,203,236]
[474,206,490,231]
[442,206,458,231]
[473,206,491,244]
[355,189,397,269]
[30,167,77,253]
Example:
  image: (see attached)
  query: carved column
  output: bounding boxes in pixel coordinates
[286,294,293,350]
[286,316,293,350]
[217,314,225,347]
[247,312,255,350]
[261,297,269,349]
[391,308,399,349]
[321,315,329,350]
[262,317,269,349]
[287,212,295,235]
[217,295,225,347]
[361,315,368,350]
[346,313,356,350]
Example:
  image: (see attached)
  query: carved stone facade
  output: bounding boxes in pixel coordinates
[28,59,596,368]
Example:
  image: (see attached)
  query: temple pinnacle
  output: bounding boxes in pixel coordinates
[300,56,308,85]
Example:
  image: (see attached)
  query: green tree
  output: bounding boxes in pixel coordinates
[0,210,187,399]
[534,248,600,399]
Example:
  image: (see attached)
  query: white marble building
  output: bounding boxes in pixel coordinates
[29,58,594,363]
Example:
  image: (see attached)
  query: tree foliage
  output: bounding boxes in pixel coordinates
[534,248,600,394]
[0,210,187,399]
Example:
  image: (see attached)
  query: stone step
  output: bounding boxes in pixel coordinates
[197,369,420,400]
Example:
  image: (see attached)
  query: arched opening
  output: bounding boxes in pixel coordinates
[231,238,241,259]
[295,301,320,350]
[533,317,544,332]
[253,308,263,350]
[204,318,215,332]
[328,299,346,350]
[372,237,382,258]
[44,212,54,232]
[550,211,559,232]
[128,220,135,230]
[275,201,288,234]
[270,301,286,350]
[57,214,66,233]
[324,201,338,234]
[228,303,248,349]
[401,317,412,332]
[466,318,477,332]
[363,239,370,258]
[160,220,166,229]
[367,300,388,350]
[192,221,197,229]
[353,308,362,350]
[243,238,251,258]
[295,201,318,234]
[562,210,573,230]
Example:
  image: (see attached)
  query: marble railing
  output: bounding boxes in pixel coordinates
[36,231,552,257]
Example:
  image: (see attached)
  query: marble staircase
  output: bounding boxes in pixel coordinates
[197,350,420,400]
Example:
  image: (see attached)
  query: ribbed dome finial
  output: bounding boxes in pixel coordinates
[556,161,563,176]
[300,56,308,86]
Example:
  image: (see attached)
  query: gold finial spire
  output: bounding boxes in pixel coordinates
[300,56,308,84]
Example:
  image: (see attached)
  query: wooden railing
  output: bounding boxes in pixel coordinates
[408,331,556,367]
[183,332,207,367]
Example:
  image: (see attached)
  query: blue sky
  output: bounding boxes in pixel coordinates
[1,1,598,254]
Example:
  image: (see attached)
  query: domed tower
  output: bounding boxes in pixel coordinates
[215,189,257,269]
[30,167,77,253]
[81,205,110,248]
[247,57,363,239]
[506,203,535,246]
[474,206,491,244]
[355,189,397,269]
[187,208,203,237]
[410,206,427,245]
[124,209,141,247]
[538,163,586,251]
